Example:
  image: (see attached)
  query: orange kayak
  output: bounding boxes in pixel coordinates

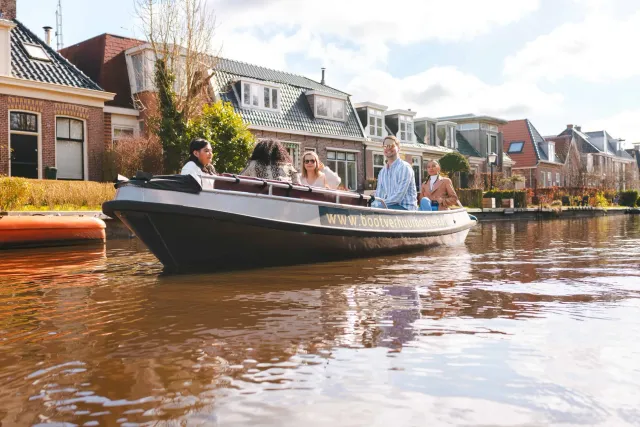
[0,216,106,249]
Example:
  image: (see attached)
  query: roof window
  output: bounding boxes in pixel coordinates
[23,43,50,62]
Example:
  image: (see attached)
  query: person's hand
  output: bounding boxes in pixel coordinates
[318,161,325,171]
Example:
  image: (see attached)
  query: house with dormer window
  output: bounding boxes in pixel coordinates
[61,34,367,190]
[553,125,638,190]
[501,119,565,188]
[0,0,114,181]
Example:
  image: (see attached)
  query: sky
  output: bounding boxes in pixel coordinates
[21,0,640,146]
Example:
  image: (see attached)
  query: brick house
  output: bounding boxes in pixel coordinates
[61,36,367,191]
[59,34,145,145]
[0,0,114,180]
[500,119,565,188]
[555,125,638,190]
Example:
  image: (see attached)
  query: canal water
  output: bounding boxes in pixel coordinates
[1,216,639,426]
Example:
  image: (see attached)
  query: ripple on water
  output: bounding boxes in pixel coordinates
[1,217,640,426]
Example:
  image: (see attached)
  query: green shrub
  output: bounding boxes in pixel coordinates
[0,176,31,211]
[457,189,483,208]
[618,190,639,207]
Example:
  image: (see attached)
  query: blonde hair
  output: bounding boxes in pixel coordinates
[426,159,440,169]
[301,151,321,179]
[383,135,401,149]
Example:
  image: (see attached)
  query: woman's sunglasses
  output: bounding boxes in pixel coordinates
[304,158,316,164]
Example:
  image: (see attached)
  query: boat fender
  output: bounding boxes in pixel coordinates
[468,214,478,222]
[368,195,376,207]
[306,185,313,192]
[286,182,293,197]
[231,174,240,184]
[259,179,268,188]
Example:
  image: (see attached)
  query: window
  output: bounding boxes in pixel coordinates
[556,172,560,185]
[9,112,39,179]
[56,118,84,180]
[113,126,135,145]
[304,147,316,153]
[487,134,497,155]
[241,81,280,111]
[23,43,50,61]
[131,53,146,93]
[508,141,524,153]
[547,172,552,187]
[282,142,300,168]
[541,171,546,187]
[450,127,456,149]
[412,157,421,189]
[373,153,384,179]
[368,109,383,137]
[315,96,346,121]
[429,123,436,146]
[548,143,555,162]
[457,123,479,131]
[327,150,357,191]
[10,111,38,132]
[481,123,499,132]
[399,115,413,142]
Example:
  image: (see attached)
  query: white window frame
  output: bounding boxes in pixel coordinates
[280,141,300,169]
[8,110,42,179]
[55,116,88,181]
[368,109,384,138]
[548,143,555,162]
[556,172,560,185]
[314,95,346,122]
[547,172,552,187]
[327,149,358,190]
[481,123,499,132]
[399,115,413,142]
[240,80,281,112]
[457,123,479,131]
[112,125,135,145]
[373,152,385,179]
[23,42,51,62]
[126,50,154,94]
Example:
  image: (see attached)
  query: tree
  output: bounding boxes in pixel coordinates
[153,58,190,173]
[187,101,255,174]
[439,152,470,177]
[135,0,218,121]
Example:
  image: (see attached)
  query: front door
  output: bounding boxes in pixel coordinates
[10,134,38,178]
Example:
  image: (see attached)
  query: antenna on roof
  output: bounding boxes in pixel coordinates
[55,0,63,50]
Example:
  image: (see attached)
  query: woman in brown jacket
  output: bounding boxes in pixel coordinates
[419,160,462,211]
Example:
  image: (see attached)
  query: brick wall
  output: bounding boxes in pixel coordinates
[251,129,365,192]
[0,95,105,181]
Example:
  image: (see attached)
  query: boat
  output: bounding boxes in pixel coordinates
[0,215,106,249]
[102,173,477,272]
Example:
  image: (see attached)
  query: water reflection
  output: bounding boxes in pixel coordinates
[0,216,639,426]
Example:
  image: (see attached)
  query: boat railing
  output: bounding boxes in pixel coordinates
[200,174,374,207]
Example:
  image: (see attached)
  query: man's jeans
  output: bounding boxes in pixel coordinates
[387,204,408,210]
[419,198,432,211]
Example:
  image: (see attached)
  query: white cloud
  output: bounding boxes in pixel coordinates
[504,4,640,82]
[347,67,563,119]
[583,109,640,145]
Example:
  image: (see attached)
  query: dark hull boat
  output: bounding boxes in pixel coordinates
[103,174,477,272]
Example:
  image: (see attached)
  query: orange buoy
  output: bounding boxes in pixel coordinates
[0,216,106,249]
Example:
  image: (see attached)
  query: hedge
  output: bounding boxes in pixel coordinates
[0,177,115,211]
[618,190,639,207]
[457,189,483,208]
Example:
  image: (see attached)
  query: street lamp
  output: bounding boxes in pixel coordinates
[488,152,497,190]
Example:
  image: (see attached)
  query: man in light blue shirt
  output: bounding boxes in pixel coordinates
[372,136,417,210]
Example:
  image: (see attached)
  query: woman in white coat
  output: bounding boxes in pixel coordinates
[181,138,216,189]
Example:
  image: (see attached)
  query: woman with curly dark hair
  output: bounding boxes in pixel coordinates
[240,139,301,184]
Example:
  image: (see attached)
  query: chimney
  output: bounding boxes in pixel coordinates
[0,0,16,20]
[0,4,15,77]
[575,125,581,132]
[566,124,573,129]
[634,143,640,151]
[320,67,325,85]
[43,26,52,46]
